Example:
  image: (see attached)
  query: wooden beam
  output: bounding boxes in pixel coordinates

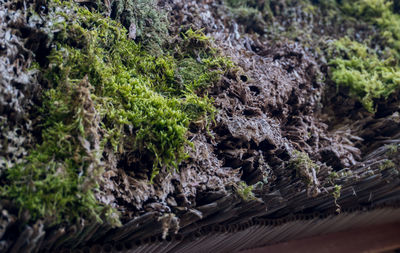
[241,222,400,253]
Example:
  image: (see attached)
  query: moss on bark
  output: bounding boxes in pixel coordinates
[1,0,232,226]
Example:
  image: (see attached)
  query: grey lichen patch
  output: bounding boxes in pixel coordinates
[0,0,41,175]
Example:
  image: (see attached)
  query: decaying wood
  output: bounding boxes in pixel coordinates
[0,0,399,252]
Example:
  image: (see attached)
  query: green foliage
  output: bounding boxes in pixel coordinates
[333,184,341,200]
[379,159,396,170]
[225,0,256,8]
[333,184,342,212]
[288,150,319,186]
[342,0,390,18]
[107,0,169,54]
[288,150,321,196]
[328,171,339,182]
[225,0,272,13]
[1,0,231,225]
[182,28,211,43]
[176,29,234,94]
[329,37,400,112]
[386,143,399,157]
[225,0,270,33]
[341,0,400,57]
[235,181,257,201]
[2,75,120,225]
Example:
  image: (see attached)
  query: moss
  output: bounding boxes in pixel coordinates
[341,0,400,57]
[176,29,234,94]
[329,37,400,112]
[288,150,319,185]
[379,159,396,170]
[1,0,231,225]
[225,0,273,34]
[235,181,257,201]
[333,184,341,200]
[2,75,119,225]
[225,0,261,9]
[386,143,399,157]
[333,184,342,212]
[328,171,339,182]
[223,1,400,113]
[331,1,400,106]
[106,0,169,55]
[288,151,321,196]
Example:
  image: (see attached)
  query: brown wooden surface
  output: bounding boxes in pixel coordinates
[241,222,400,253]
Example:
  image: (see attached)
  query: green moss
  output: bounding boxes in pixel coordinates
[329,37,400,112]
[223,1,400,113]
[105,0,169,55]
[288,150,319,186]
[386,143,399,157]
[225,0,271,34]
[1,0,231,225]
[333,184,342,212]
[2,75,119,225]
[341,0,400,57]
[333,184,341,200]
[328,171,339,182]
[176,29,234,94]
[235,181,257,201]
[225,0,257,8]
[379,159,396,170]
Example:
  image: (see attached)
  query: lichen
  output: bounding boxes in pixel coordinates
[0,1,40,176]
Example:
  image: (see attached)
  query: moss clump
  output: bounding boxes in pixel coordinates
[3,76,119,225]
[235,181,257,201]
[288,151,319,183]
[90,0,174,54]
[329,37,400,112]
[1,0,231,225]
[174,29,234,94]
[379,159,396,170]
[333,184,341,200]
[107,0,169,54]
[341,0,400,57]
[225,0,272,34]
[288,151,320,196]
[225,0,260,9]
[333,184,342,212]
[386,143,399,158]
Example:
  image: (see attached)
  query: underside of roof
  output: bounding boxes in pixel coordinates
[1,0,400,252]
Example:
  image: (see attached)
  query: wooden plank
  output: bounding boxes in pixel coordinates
[241,222,400,253]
